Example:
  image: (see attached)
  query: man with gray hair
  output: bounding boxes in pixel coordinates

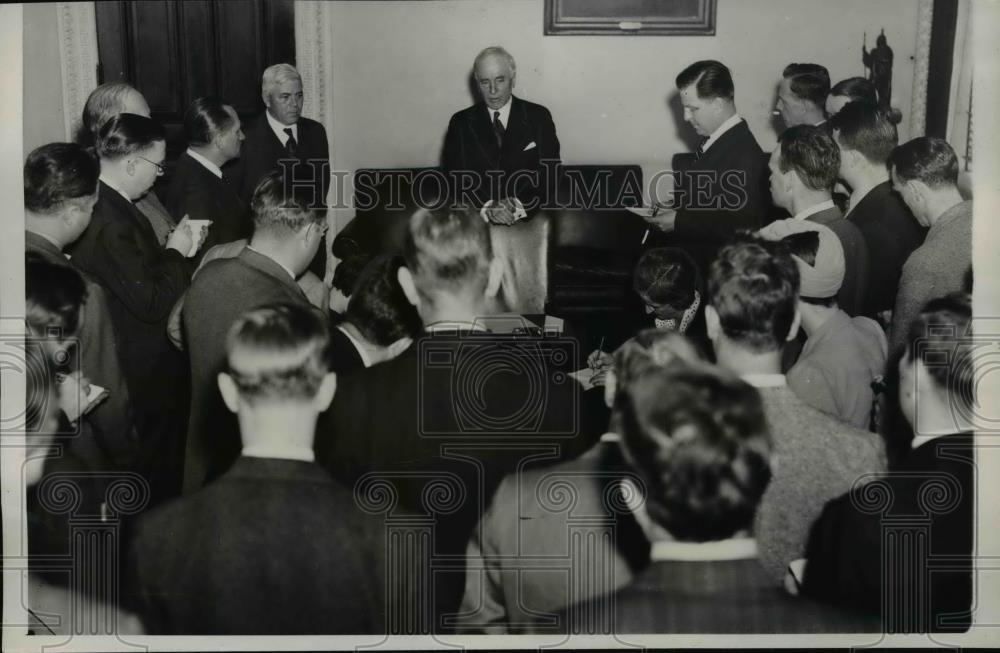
[228,63,329,276]
[442,46,561,223]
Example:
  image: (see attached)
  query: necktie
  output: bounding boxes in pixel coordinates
[283,128,298,156]
[493,111,505,148]
[695,138,708,160]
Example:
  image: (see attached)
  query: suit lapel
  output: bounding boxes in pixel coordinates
[499,97,527,166]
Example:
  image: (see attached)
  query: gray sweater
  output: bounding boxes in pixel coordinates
[751,378,886,584]
[890,200,972,354]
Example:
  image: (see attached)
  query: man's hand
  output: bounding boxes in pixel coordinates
[587,348,613,372]
[644,208,677,232]
[483,203,517,225]
[166,216,195,255]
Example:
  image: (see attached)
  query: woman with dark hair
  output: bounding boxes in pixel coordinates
[587,247,708,376]
[799,292,974,632]
[77,82,177,244]
[69,113,195,504]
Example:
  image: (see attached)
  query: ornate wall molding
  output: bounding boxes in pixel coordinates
[55,2,99,141]
[909,0,935,138]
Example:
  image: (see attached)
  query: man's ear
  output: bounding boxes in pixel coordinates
[314,372,337,411]
[485,256,504,299]
[217,372,241,414]
[786,305,802,342]
[397,266,420,309]
[705,304,720,341]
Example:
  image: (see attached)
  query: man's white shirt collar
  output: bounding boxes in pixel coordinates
[486,97,513,129]
[844,176,887,218]
[99,174,132,203]
[741,373,787,388]
[241,444,314,463]
[425,321,489,333]
[186,148,222,179]
[336,324,374,368]
[245,244,297,281]
[650,537,758,562]
[792,198,836,222]
[266,110,298,146]
[701,113,743,152]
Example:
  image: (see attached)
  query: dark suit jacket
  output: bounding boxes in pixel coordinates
[225,114,330,277]
[673,119,770,242]
[181,248,315,493]
[803,434,973,632]
[846,181,926,317]
[328,322,366,374]
[126,456,396,634]
[558,556,880,633]
[68,182,192,422]
[315,328,594,626]
[165,151,250,249]
[805,205,870,317]
[442,96,561,210]
[26,232,136,469]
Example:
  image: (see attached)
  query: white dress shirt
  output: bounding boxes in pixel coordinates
[701,113,744,152]
[486,97,512,129]
[649,537,758,562]
[241,443,315,463]
[336,324,374,368]
[791,198,836,222]
[99,173,133,203]
[186,148,222,179]
[266,110,298,147]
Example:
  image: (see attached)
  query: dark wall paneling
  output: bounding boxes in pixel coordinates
[178,1,217,103]
[129,1,181,115]
[925,0,959,139]
[216,0,265,115]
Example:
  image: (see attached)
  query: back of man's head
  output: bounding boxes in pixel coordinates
[402,206,494,304]
[675,60,734,100]
[345,254,423,347]
[888,136,959,190]
[184,96,237,147]
[250,171,323,239]
[782,63,830,110]
[26,253,88,340]
[618,361,771,541]
[707,236,800,353]
[829,101,898,165]
[24,143,99,215]
[96,113,165,161]
[223,303,331,407]
[777,124,840,192]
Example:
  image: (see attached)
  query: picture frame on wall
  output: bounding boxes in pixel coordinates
[544,0,716,36]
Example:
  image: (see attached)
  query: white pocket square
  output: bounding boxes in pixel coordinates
[523,141,537,151]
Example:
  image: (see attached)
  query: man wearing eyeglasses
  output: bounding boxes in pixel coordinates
[181,171,331,494]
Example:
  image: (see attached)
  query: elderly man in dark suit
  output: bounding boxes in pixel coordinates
[127,304,403,634]
[315,206,591,629]
[442,46,561,223]
[166,96,249,250]
[647,61,770,272]
[227,63,329,277]
[182,172,327,494]
[68,114,195,502]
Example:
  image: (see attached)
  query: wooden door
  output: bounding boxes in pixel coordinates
[95,0,295,178]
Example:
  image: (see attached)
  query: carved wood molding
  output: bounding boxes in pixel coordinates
[909,0,934,138]
[55,2,99,141]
